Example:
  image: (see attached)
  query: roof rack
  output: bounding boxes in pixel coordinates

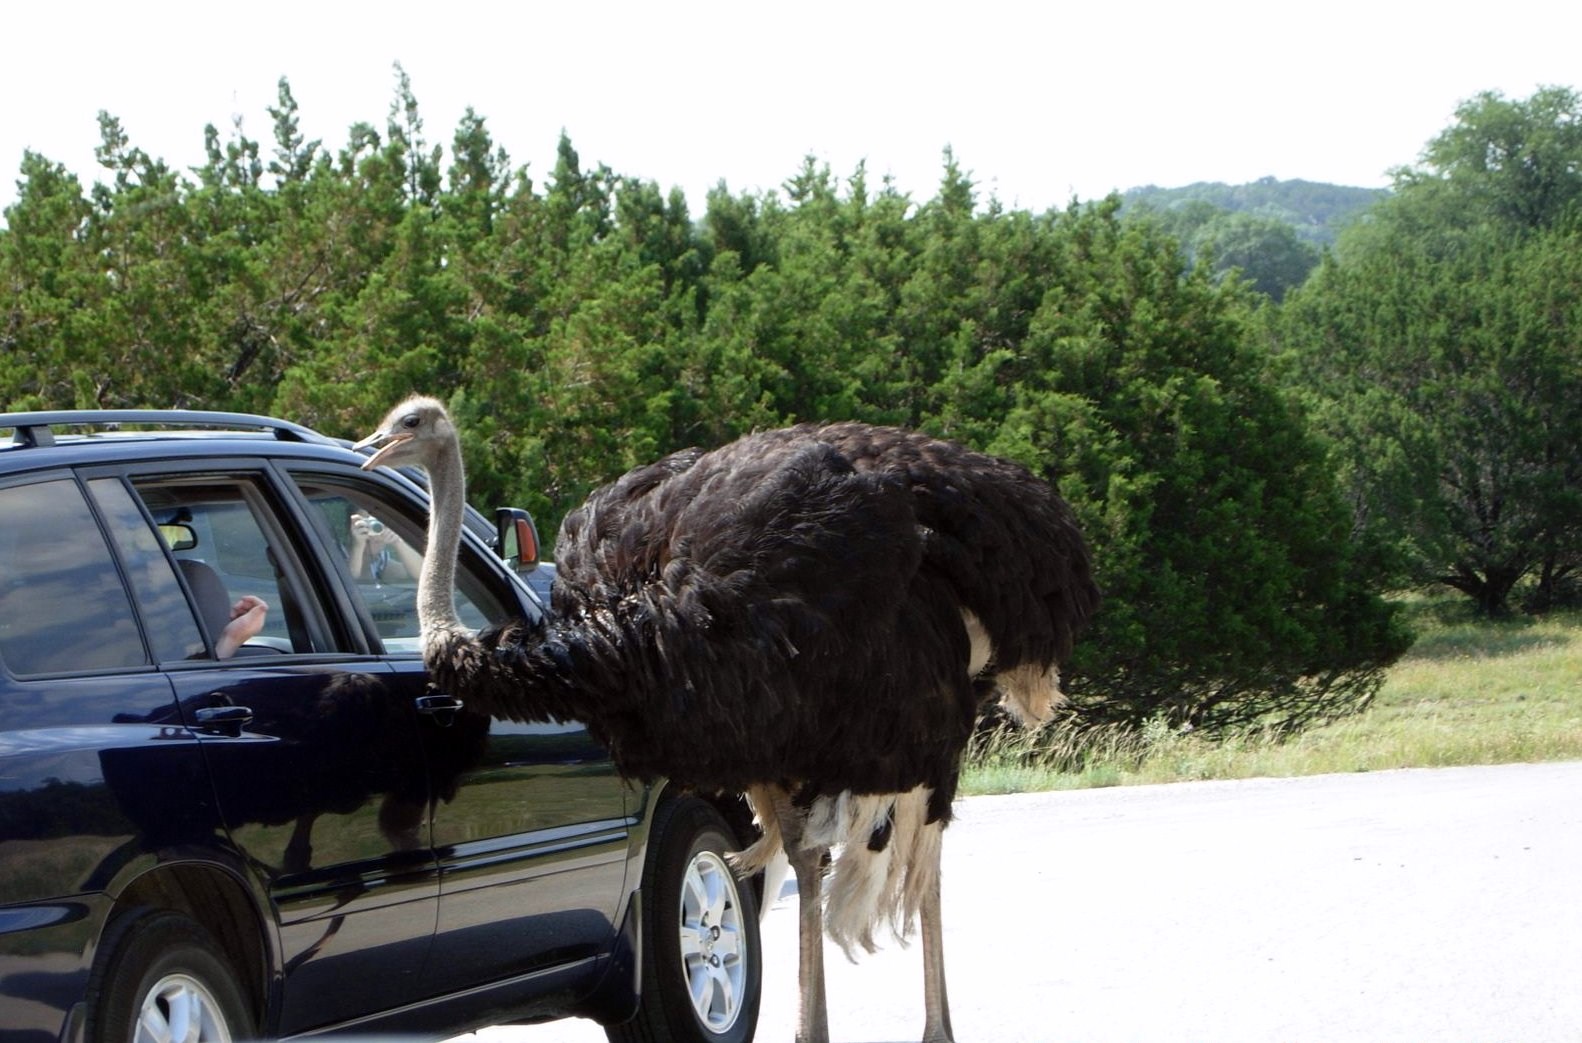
[0,409,336,449]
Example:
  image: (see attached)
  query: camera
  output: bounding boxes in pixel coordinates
[366,518,385,535]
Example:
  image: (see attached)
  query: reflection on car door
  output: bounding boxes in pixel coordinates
[96,471,442,1034]
[0,474,215,932]
[422,711,635,989]
[286,471,633,994]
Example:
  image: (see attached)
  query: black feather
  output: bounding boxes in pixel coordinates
[439,422,1099,821]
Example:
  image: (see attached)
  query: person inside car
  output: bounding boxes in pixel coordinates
[216,595,269,659]
[347,512,424,585]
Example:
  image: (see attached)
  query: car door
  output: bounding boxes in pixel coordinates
[0,469,211,900]
[0,471,244,1043]
[283,467,634,995]
[86,468,441,1035]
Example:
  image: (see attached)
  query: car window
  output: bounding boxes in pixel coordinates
[292,477,513,652]
[0,477,147,675]
[86,477,207,661]
[126,478,324,657]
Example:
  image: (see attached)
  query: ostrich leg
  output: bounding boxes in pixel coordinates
[919,839,954,1043]
[775,794,831,1043]
[791,846,830,1043]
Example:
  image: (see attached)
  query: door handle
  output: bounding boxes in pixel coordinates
[193,704,254,738]
[415,693,465,727]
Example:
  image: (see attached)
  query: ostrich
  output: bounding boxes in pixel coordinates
[357,396,1099,1043]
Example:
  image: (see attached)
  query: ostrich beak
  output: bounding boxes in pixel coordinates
[354,428,412,471]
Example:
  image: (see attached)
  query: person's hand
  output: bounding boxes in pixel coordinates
[349,513,373,546]
[216,595,269,658]
[350,513,397,549]
[230,594,268,629]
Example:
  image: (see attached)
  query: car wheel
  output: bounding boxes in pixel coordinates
[608,796,761,1043]
[86,910,254,1043]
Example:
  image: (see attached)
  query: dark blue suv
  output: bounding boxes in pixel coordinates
[0,410,761,1043]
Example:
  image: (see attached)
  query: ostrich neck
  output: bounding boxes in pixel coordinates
[420,440,467,636]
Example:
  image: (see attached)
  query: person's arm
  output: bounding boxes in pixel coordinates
[215,595,268,659]
[347,514,376,578]
[349,513,423,582]
[387,534,425,579]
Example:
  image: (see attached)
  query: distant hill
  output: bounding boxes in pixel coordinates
[1120,177,1388,247]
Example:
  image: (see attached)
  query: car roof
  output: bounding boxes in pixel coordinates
[0,406,515,551]
[2,408,334,445]
[0,408,361,472]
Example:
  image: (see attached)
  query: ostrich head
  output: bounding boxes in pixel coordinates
[355,395,467,640]
[354,396,457,473]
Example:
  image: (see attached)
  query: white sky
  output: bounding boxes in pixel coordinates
[4,0,1580,219]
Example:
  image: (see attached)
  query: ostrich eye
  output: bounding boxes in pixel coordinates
[402,413,422,430]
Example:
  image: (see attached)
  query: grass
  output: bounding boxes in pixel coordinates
[962,598,1582,794]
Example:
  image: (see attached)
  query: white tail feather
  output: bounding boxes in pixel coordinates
[733,784,941,960]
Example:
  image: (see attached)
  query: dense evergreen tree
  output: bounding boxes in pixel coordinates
[0,75,1416,731]
[0,153,96,409]
[939,203,1406,729]
[1278,86,1582,614]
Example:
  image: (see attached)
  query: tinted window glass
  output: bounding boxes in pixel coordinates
[131,480,314,657]
[0,478,146,675]
[293,477,512,652]
[87,477,207,661]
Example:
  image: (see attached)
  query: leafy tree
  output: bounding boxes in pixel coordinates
[1277,86,1582,614]
[1401,85,1582,231]
[1278,225,1582,614]
[445,107,512,241]
[0,79,1413,735]
[1128,201,1319,300]
[387,63,442,207]
[1190,212,1318,300]
[955,203,1407,730]
[59,111,218,408]
[1122,177,1386,247]
[0,154,96,409]
[271,104,448,428]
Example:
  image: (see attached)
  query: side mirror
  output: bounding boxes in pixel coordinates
[495,508,540,570]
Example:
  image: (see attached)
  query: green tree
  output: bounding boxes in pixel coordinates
[272,104,446,428]
[267,77,322,188]
[1190,212,1318,301]
[1401,85,1582,231]
[56,111,215,408]
[962,203,1407,730]
[1279,225,1582,614]
[1129,202,1320,300]
[0,154,97,409]
[387,63,442,207]
[1277,86,1582,614]
[0,88,1411,734]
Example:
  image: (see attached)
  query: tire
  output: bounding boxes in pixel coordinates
[608,797,762,1043]
[85,910,255,1043]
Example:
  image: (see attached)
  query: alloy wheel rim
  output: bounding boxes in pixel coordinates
[678,849,748,1033]
[134,973,233,1043]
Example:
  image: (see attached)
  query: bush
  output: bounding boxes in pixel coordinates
[957,206,1411,732]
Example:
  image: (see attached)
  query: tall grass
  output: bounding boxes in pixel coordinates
[963,600,1582,794]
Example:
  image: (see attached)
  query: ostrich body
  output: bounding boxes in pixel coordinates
[358,397,1099,1043]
